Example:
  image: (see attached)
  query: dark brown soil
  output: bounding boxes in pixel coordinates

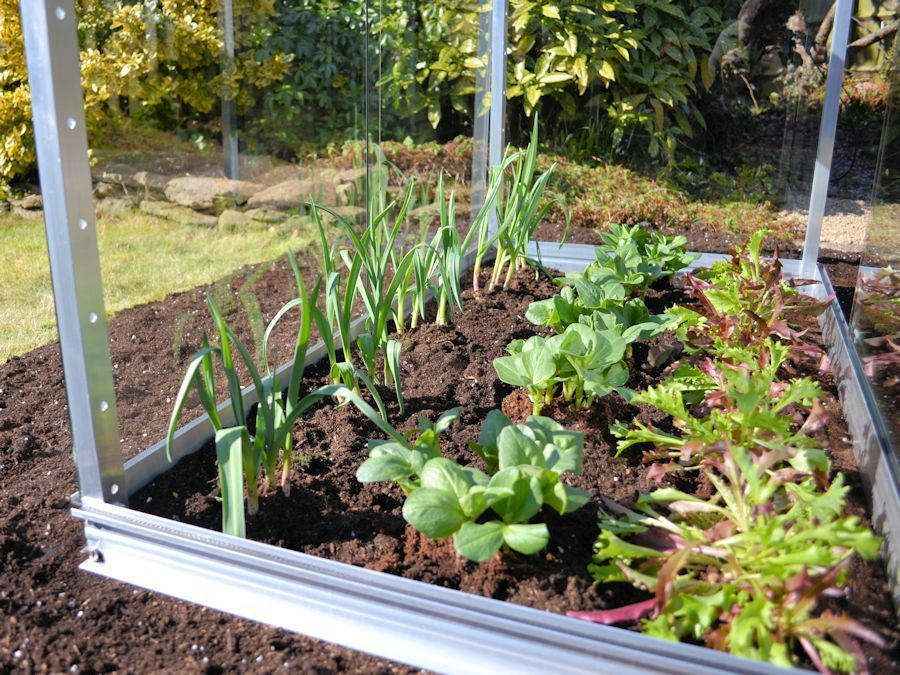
[0,256,411,673]
[1,248,895,673]
[133,266,899,672]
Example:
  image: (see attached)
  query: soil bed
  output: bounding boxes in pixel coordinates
[136,265,900,672]
[0,255,412,673]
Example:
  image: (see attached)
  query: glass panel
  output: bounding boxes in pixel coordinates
[850,43,900,452]
[512,0,874,265]
[79,1,368,456]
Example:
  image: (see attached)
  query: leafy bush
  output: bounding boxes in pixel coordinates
[0,0,291,184]
[380,0,725,158]
[612,340,828,477]
[667,230,832,368]
[494,324,629,414]
[241,0,369,154]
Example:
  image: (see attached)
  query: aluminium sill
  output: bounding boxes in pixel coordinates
[73,497,794,675]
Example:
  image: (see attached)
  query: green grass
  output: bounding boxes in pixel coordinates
[0,210,314,363]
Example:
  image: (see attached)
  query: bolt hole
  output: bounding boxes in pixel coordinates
[77,218,88,230]
[99,401,109,412]
[55,7,66,20]
[66,118,77,130]
[88,312,98,324]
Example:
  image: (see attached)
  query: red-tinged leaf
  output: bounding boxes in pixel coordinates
[797,635,830,675]
[769,380,789,398]
[787,277,821,288]
[685,274,719,316]
[632,528,678,552]
[811,611,886,648]
[680,440,706,461]
[832,629,872,675]
[863,351,900,377]
[655,547,690,608]
[707,519,735,541]
[800,398,829,434]
[567,597,658,625]
[789,292,836,315]
[755,447,795,472]
[646,461,679,483]
[790,341,832,372]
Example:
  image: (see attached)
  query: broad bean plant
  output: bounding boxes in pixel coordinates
[357,410,590,562]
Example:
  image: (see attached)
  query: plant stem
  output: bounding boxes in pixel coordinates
[247,480,259,516]
[436,291,447,325]
[503,257,516,289]
[280,439,292,496]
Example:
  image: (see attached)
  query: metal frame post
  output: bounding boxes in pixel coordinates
[470,0,493,216]
[21,0,125,504]
[219,0,239,180]
[488,0,507,171]
[487,0,508,234]
[800,0,853,277]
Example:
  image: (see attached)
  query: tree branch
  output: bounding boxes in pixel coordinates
[815,3,837,53]
[848,21,899,52]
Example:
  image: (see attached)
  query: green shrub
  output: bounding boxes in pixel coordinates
[379,0,726,159]
[0,0,291,185]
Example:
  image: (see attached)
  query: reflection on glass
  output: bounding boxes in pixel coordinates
[77,2,369,454]
[852,43,900,449]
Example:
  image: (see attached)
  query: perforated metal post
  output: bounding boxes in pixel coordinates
[800,0,852,277]
[21,0,125,504]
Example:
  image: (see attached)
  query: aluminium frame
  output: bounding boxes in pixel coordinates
[24,0,898,672]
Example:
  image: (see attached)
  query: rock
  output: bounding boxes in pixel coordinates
[95,197,135,221]
[246,178,337,211]
[245,208,288,224]
[139,200,217,228]
[12,206,40,220]
[19,194,42,210]
[334,167,367,184]
[164,176,262,212]
[217,209,253,232]
[133,171,171,193]
[255,165,300,187]
[93,182,117,199]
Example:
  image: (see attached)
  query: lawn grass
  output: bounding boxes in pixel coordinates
[0,210,314,363]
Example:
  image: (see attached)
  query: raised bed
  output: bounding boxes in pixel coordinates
[71,242,899,674]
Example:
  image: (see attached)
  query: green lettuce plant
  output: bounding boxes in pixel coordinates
[571,444,883,674]
[612,341,826,476]
[583,223,698,298]
[527,288,673,346]
[357,410,590,562]
[668,230,833,369]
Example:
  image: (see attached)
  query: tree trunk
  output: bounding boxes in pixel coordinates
[737,0,773,44]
